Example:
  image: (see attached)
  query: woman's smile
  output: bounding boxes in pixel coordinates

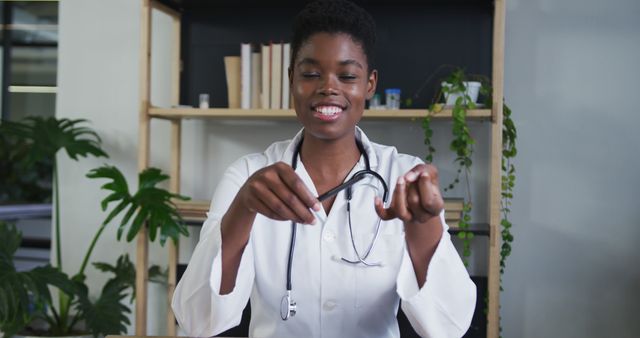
[312,103,346,122]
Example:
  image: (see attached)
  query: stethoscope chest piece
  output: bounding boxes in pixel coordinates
[280,291,296,320]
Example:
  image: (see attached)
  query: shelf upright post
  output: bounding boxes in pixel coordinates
[136,0,152,335]
[166,5,182,336]
[488,0,506,337]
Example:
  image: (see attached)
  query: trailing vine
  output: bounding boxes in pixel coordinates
[500,103,517,285]
[420,66,517,335]
[425,68,477,265]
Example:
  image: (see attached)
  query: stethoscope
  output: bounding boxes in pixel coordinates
[280,135,389,320]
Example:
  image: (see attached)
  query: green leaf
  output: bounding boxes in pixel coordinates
[0,222,21,262]
[1,117,107,166]
[0,222,77,337]
[75,279,131,337]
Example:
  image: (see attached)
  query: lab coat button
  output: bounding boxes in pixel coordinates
[323,300,337,311]
[323,231,336,242]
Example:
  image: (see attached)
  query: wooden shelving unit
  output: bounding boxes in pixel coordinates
[136,0,505,337]
[149,107,493,120]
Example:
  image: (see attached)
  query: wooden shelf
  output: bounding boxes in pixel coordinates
[449,223,490,237]
[149,107,492,120]
[176,200,490,237]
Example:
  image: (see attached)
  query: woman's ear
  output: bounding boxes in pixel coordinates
[366,69,378,100]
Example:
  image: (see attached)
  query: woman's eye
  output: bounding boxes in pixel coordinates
[302,72,320,78]
[340,74,357,81]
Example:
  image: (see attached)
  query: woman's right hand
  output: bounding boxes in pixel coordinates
[234,161,321,225]
[219,162,320,294]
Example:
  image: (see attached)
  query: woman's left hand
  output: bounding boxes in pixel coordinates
[374,163,444,225]
[374,163,445,286]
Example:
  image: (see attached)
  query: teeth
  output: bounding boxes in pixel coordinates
[316,106,343,115]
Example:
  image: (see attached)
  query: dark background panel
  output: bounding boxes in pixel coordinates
[179,2,493,108]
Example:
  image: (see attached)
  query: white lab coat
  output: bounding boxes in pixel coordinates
[172,127,476,338]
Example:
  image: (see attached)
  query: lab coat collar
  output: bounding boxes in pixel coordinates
[280,126,379,170]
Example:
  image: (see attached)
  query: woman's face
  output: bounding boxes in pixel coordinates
[290,32,377,142]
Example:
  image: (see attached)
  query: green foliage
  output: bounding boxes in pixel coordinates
[0,221,170,338]
[87,165,190,245]
[74,279,130,337]
[93,254,167,303]
[0,116,188,337]
[424,68,479,262]
[500,103,517,286]
[0,132,52,204]
[422,115,435,163]
[0,117,108,165]
[0,222,76,338]
[421,67,518,279]
[456,202,474,266]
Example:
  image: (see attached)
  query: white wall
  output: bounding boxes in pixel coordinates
[56,0,161,334]
[56,0,639,336]
[502,0,640,337]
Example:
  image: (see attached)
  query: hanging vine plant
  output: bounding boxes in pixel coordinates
[420,67,517,273]
[423,68,479,265]
[500,103,517,284]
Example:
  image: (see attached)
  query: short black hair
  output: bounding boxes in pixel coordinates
[290,0,377,74]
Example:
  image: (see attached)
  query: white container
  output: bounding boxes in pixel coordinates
[441,81,481,106]
[199,93,210,109]
[384,88,401,109]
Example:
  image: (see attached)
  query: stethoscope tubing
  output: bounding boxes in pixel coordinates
[282,134,389,320]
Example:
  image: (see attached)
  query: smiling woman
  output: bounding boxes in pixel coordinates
[171,1,476,338]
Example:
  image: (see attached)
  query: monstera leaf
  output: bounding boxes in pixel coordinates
[87,165,189,245]
[0,117,108,165]
[73,277,130,337]
[0,222,76,338]
[93,254,166,303]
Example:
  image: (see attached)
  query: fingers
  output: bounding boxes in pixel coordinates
[378,163,443,224]
[276,163,321,211]
[243,162,319,224]
[246,179,304,223]
[416,172,443,215]
[376,176,412,222]
[405,163,439,185]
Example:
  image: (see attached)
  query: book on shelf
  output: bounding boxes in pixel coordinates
[445,210,462,221]
[260,43,271,109]
[446,220,460,229]
[240,43,252,109]
[251,51,261,108]
[270,42,283,109]
[224,56,241,108]
[444,198,464,212]
[227,41,292,110]
[174,200,210,221]
[281,43,291,109]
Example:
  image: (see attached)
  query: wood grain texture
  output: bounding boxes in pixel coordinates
[487,0,506,337]
[148,107,492,120]
[136,0,152,335]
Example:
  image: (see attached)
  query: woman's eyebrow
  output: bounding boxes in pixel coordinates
[339,59,364,69]
[296,58,319,67]
[296,58,363,69]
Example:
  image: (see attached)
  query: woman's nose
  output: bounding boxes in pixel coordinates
[317,75,339,96]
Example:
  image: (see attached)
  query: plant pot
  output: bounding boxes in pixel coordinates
[441,81,481,105]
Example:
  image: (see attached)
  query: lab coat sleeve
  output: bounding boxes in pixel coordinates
[171,160,256,337]
[396,211,477,338]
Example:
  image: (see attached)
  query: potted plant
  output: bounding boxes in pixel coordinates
[0,117,189,338]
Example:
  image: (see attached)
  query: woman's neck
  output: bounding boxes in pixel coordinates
[300,133,359,173]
